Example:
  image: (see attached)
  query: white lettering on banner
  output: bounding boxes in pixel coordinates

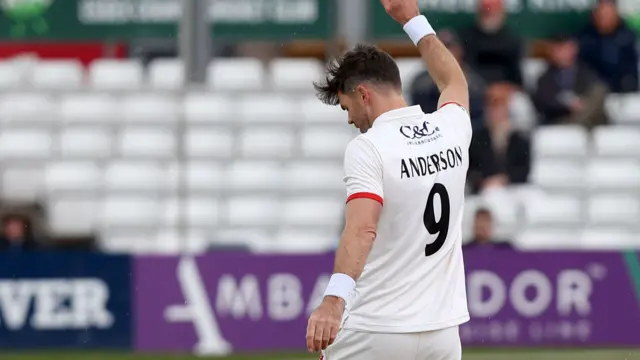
[216,275,262,320]
[557,270,592,316]
[268,274,303,321]
[510,270,553,318]
[0,279,113,331]
[467,271,507,317]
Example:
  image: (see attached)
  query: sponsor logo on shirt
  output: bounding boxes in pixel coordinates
[399,121,443,145]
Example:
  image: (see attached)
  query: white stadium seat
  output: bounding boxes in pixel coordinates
[515,229,580,250]
[59,128,112,159]
[183,94,236,124]
[89,59,143,90]
[45,162,102,193]
[121,94,179,125]
[239,95,297,124]
[148,58,184,90]
[284,162,344,191]
[587,194,640,226]
[282,197,343,227]
[592,126,640,158]
[605,93,640,125]
[60,94,118,124]
[300,127,353,158]
[0,93,56,126]
[227,196,282,226]
[1,167,44,201]
[0,61,25,90]
[118,128,175,159]
[186,162,225,192]
[227,161,283,190]
[270,58,324,91]
[524,195,582,226]
[270,229,337,254]
[586,159,640,190]
[509,91,537,132]
[208,58,265,91]
[184,128,234,159]
[101,196,163,227]
[300,96,345,124]
[47,198,98,235]
[533,125,589,158]
[104,161,170,192]
[580,228,639,250]
[0,129,52,160]
[30,60,83,90]
[521,58,547,91]
[239,128,294,158]
[395,58,424,91]
[185,198,220,227]
[530,160,585,190]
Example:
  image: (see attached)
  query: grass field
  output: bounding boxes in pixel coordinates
[2,350,640,360]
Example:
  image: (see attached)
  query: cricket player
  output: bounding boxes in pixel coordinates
[306,0,471,359]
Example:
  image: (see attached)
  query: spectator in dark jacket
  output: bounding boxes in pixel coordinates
[469,83,530,194]
[579,0,638,93]
[464,208,512,249]
[410,30,487,130]
[458,0,523,86]
[534,35,608,128]
[0,214,38,252]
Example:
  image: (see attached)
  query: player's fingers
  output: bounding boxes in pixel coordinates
[321,323,332,350]
[328,325,339,346]
[314,323,325,352]
[306,318,316,352]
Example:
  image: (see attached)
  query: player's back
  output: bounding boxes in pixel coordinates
[342,103,472,333]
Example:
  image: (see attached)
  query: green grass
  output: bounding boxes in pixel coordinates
[2,350,640,360]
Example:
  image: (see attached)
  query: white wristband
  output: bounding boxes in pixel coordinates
[403,15,435,46]
[323,273,356,306]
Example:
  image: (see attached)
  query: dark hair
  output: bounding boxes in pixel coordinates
[475,207,493,218]
[314,44,402,106]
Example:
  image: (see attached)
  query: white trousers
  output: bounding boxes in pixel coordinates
[323,326,461,360]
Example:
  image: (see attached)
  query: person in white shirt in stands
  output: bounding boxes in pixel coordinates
[305,0,471,359]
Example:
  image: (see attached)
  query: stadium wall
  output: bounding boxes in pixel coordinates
[1,251,639,354]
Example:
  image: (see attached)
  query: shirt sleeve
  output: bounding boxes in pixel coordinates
[437,102,473,144]
[343,136,384,205]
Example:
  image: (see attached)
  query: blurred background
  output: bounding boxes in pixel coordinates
[0,0,639,359]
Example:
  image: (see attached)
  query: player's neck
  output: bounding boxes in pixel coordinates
[370,96,409,126]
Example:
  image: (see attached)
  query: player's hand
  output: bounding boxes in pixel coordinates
[306,296,344,353]
[380,0,421,25]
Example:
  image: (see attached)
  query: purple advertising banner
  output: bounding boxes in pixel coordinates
[134,250,640,354]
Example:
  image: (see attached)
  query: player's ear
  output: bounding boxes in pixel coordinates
[356,84,369,103]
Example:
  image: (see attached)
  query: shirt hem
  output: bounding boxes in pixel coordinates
[342,313,470,333]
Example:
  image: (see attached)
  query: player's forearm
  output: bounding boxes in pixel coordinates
[333,225,377,281]
[416,34,468,94]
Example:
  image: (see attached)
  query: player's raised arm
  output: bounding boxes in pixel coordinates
[381,0,469,111]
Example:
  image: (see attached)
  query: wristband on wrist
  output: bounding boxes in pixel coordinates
[323,273,356,306]
[403,15,436,46]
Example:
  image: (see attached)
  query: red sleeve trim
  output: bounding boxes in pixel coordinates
[346,192,383,205]
[439,101,464,109]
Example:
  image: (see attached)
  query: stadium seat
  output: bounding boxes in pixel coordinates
[239,95,298,124]
[605,93,640,125]
[47,198,98,235]
[300,96,345,124]
[89,59,144,90]
[121,94,179,125]
[479,188,521,238]
[186,162,225,192]
[227,161,283,191]
[59,128,113,159]
[155,228,209,254]
[395,58,424,91]
[300,127,353,158]
[509,91,537,132]
[521,58,547,92]
[592,126,640,158]
[104,161,171,192]
[580,227,639,250]
[284,162,344,192]
[183,94,236,124]
[214,228,271,252]
[100,231,156,254]
[207,58,265,91]
[59,94,119,124]
[118,128,176,159]
[148,58,184,90]
[270,229,337,254]
[0,129,52,160]
[270,58,324,91]
[586,159,640,190]
[184,128,234,159]
[0,167,44,201]
[514,229,580,250]
[524,194,582,226]
[587,194,640,226]
[530,160,586,190]
[282,197,344,227]
[239,127,294,158]
[45,162,102,193]
[101,196,163,228]
[30,60,84,90]
[165,198,220,228]
[227,196,282,226]
[0,93,56,127]
[0,61,25,90]
[532,125,589,158]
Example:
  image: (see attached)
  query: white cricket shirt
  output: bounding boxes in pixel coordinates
[341,103,471,333]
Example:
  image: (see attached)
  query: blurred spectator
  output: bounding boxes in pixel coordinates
[464,208,512,249]
[534,35,608,128]
[468,83,530,194]
[410,30,487,129]
[458,0,523,86]
[0,214,38,252]
[579,0,638,93]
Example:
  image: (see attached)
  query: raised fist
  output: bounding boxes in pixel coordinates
[380,0,420,25]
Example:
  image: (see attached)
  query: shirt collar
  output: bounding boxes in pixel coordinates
[373,105,424,127]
